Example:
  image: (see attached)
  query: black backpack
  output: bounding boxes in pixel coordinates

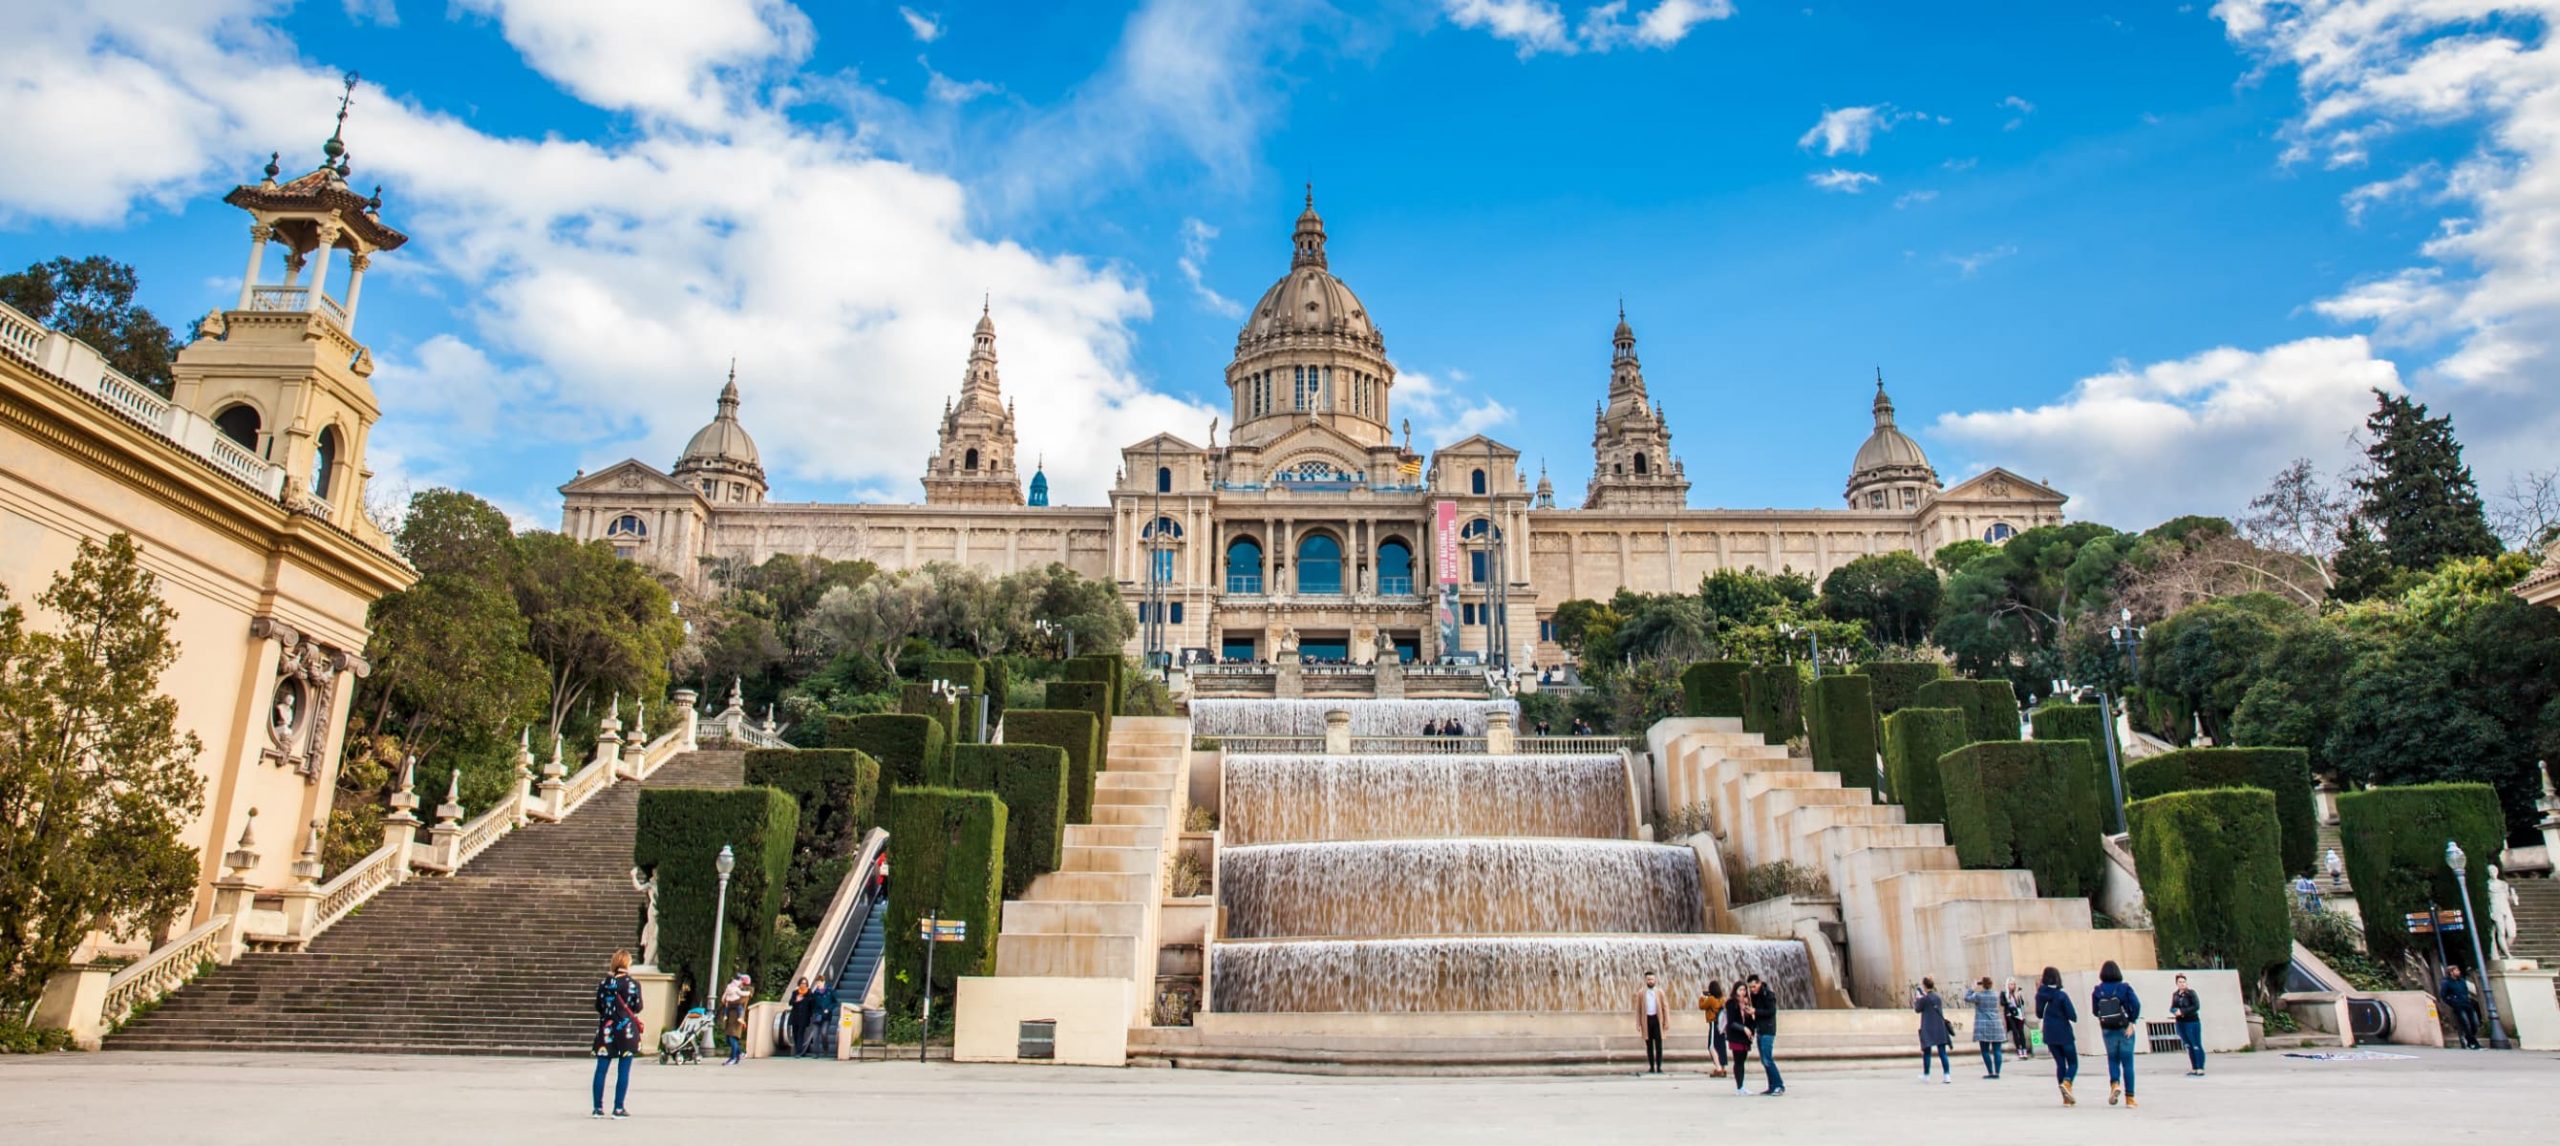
[2093,990,2131,1031]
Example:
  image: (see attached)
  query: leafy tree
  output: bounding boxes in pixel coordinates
[2136,594,2300,743]
[2327,515,2403,603]
[1548,598,1622,654]
[0,256,184,396]
[511,531,686,737]
[356,489,548,763]
[0,535,205,1011]
[1818,551,1942,645]
[1929,539,1997,576]
[2345,391,2500,581]
[2240,458,2348,585]
[1612,595,1716,662]
[1699,566,1813,627]
[1933,522,2129,684]
[1017,562,1132,655]
[394,489,516,582]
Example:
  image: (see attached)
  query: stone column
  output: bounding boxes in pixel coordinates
[238,222,273,308]
[538,733,568,820]
[622,703,649,777]
[591,697,625,773]
[307,221,341,313]
[382,757,422,878]
[278,819,326,942]
[425,769,465,871]
[210,811,264,961]
[342,251,371,330]
[1486,710,1518,755]
[1324,709,1352,754]
[2535,760,2560,861]
[31,965,113,1050]
[511,728,537,828]
[673,688,700,751]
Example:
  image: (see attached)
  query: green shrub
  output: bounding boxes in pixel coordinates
[0,1020,77,1053]
[1855,661,1950,715]
[951,743,1069,897]
[983,658,1011,727]
[883,786,1007,1017]
[634,786,799,1004]
[2126,685,2193,746]
[1882,707,1968,826]
[920,658,984,694]
[1742,666,1803,742]
[1064,654,1123,714]
[920,660,988,745]
[1738,668,1764,736]
[900,682,965,760]
[1681,661,1748,718]
[743,748,881,927]
[1004,708,1103,825]
[1736,860,1833,903]
[1916,678,2021,743]
[2031,703,2116,831]
[1938,740,2104,897]
[2336,783,2505,969]
[2128,787,2291,991]
[1806,674,1879,790]
[1047,680,1114,755]
[833,713,948,789]
[2126,747,2317,876]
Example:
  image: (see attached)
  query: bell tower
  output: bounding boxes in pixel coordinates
[169,73,408,542]
[1584,306,1689,511]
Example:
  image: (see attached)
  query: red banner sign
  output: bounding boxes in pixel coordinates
[1434,500,1459,585]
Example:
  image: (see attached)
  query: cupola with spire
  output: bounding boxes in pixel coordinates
[674,361,768,504]
[1584,305,1688,511]
[923,300,1024,505]
[1845,369,1939,510]
[1225,186,1397,448]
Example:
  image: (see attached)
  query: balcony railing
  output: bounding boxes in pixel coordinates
[1226,574,1263,594]
[0,299,289,499]
[1378,576,1414,596]
[245,285,348,324]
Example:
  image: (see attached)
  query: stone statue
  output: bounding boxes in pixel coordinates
[1401,418,1412,450]
[2488,863,2518,959]
[1209,416,1219,447]
[1376,629,1396,656]
[271,688,298,740]
[630,866,661,967]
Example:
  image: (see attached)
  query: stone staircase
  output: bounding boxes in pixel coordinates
[108,750,743,1055]
[991,718,1189,1024]
[2511,877,2560,1008]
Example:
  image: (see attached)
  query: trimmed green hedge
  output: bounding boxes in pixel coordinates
[1916,678,2021,744]
[744,748,882,928]
[833,713,948,789]
[900,681,964,754]
[1064,654,1123,714]
[1681,661,1748,718]
[1806,674,1880,790]
[1882,707,1968,827]
[2337,783,2505,969]
[1855,661,1950,716]
[884,786,1007,1016]
[2031,703,2116,831]
[1742,666,1804,742]
[634,786,799,1003]
[1938,740,2104,897]
[2128,787,2291,988]
[983,658,1012,727]
[1004,708,1103,825]
[952,743,1069,898]
[1047,680,1114,756]
[921,660,987,745]
[2126,747,2317,877]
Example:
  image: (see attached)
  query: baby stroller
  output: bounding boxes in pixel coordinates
[658,1007,713,1064]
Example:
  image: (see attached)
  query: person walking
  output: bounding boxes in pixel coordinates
[2169,974,2205,1076]
[1635,971,1667,1075]
[786,976,813,1057]
[2294,873,2323,914]
[2035,966,2079,1107]
[719,973,751,1065]
[1749,974,1785,1096]
[2441,964,2484,1050]
[1913,978,1953,1083]
[798,976,834,1058]
[1964,977,2007,1079]
[1722,987,1756,1093]
[2092,960,2143,1108]
[590,950,643,1120]
[2002,977,2032,1061]
[2324,848,2345,889]
[1697,980,1729,1078]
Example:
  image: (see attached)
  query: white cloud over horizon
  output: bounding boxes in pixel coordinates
[1441,0,1731,57]
[1808,168,1880,193]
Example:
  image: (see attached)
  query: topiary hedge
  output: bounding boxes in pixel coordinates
[1916,678,2021,744]
[1855,661,1950,716]
[2128,787,2291,989]
[1047,680,1114,756]
[2337,782,2505,969]
[1806,674,1880,790]
[634,786,799,1004]
[2126,747,2317,877]
[951,743,1069,898]
[833,713,948,789]
[900,681,965,755]
[1003,708,1102,825]
[744,748,882,928]
[983,658,1012,727]
[1882,706,1968,827]
[2031,703,2116,831]
[1938,740,2104,897]
[883,786,1007,1017]
[1064,654,1123,715]
[1742,666,1803,742]
[1681,661,1748,718]
[921,659,987,744]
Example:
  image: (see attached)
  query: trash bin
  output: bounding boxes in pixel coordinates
[861,1007,887,1046]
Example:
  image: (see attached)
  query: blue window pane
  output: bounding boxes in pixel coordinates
[1296,533,1343,595]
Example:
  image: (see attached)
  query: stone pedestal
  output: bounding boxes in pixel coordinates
[632,969,679,1048]
[32,965,112,1050]
[1323,709,1352,754]
[2489,965,2560,1050]
[1276,661,1304,699]
[1485,711,1517,755]
[1374,658,1406,699]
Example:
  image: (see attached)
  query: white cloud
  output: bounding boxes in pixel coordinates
[343,0,399,27]
[1893,189,1938,209]
[1941,156,1978,171]
[2340,162,2434,223]
[450,0,813,127]
[1445,0,1572,56]
[2001,94,2034,131]
[898,6,942,43]
[1395,366,1515,447]
[1944,243,2017,277]
[1933,337,2402,525]
[922,58,997,104]
[1444,0,1730,57]
[1799,105,1894,155]
[1807,168,1880,193]
[1178,217,1244,318]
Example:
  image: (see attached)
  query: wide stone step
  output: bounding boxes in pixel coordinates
[1093,805,1169,828]
[1064,823,1159,850]
[1062,845,1156,874]
[1020,871,1151,903]
[993,932,1141,978]
[1001,900,1148,936]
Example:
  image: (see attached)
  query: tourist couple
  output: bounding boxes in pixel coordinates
[1635,971,1783,1094]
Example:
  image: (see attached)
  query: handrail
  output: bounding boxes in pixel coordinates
[796,828,891,992]
[101,915,230,1027]
[1519,736,1649,754]
[311,843,399,935]
[453,801,514,869]
[558,755,614,815]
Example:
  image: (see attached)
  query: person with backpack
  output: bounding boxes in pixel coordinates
[1913,978,1953,1083]
[1963,976,2008,1079]
[2034,966,2079,1107]
[590,949,643,1119]
[2091,961,2143,1108]
[1697,980,1729,1078]
[2169,974,2205,1076]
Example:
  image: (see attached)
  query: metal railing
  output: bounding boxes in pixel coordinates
[800,830,891,993]
[1225,574,1263,594]
[100,916,230,1028]
[1377,576,1414,596]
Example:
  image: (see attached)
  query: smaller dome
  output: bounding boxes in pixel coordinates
[675,368,767,495]
[1849,375,1937,493]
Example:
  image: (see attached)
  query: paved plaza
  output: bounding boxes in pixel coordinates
[4,1048,2547,1145]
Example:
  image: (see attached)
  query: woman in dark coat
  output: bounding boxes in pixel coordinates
[591,949,644,1119]
[1721,990,1755,1093]
[1913,977,1954,1082]
[2034,965,2079,1107]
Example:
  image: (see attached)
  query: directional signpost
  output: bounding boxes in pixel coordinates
[917,917,968,1063]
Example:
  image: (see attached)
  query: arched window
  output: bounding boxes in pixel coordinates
[1462,518,1500,583]
[1143,516,1182,583]
[1983,522,2017,543]
[1634,453,1648,475]
[964,447,980,471]
[311,426,341,498]
[1296,533,1343,595]
[1470,468,1487,495]
[1226,537,1264,594]
[1157,466,1173,493]
[213,404,261,451]
[606,514,648,539]
[1376,538,1413,595]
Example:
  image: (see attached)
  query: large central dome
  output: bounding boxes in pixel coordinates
[1226,190,1396,448]
[1239,194,1382,349]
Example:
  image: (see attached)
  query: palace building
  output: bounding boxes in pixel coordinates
[561,192,2065,666]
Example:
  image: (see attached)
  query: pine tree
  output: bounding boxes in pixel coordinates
[2351,391,2501,573]
[2328,516,2399,604]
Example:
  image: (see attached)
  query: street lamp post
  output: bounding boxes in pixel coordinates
[1034,618,1076,661]
[930,678,987,743]
[1780,624,1822,679]
[2059,674,2131,836]
[708,844,735,999]
[2447,840,2509,1049]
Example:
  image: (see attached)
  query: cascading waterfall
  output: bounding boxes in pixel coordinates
[1221,840,1703,938]
[1192,698,1519,738]
[1221,754,1630,845]
[1213,937,1815,1013]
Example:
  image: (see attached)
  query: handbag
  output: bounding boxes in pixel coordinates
[615,982,646,1037]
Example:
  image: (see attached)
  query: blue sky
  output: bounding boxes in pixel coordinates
[3,2,2553,534]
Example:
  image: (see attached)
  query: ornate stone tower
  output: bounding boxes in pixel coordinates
[1845,371,1940,511]
[170,75,407,541]
[1027,456,1050,506]
[673,364,767,503]
[1583,308,1688,511]
[1226,188,1397,448]
[923,304,1024,505]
